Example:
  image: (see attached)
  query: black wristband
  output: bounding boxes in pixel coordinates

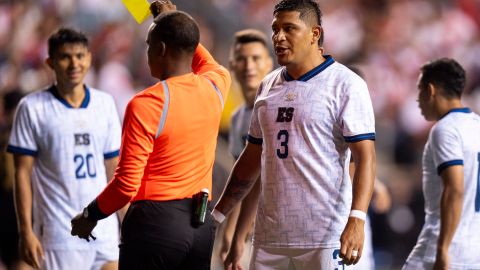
[86,199,109,221]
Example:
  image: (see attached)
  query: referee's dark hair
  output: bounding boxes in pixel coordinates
[420,58,466,99]
[151,11,200,55]
[274,0,324,46]
[48,28,89,58]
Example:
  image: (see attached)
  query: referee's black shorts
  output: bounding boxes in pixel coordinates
[119,199,217,270]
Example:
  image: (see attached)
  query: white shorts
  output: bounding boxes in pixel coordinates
[41,244,118,270]
[249,246,356,270]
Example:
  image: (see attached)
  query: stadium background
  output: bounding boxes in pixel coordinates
[0,0,479,269]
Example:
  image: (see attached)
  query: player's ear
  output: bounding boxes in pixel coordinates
[159,41,166,56]
[229,57,235,70]
[427,83,436,98]
[45,57,54,70]
[311,25,321,45]
[84,51,92,68]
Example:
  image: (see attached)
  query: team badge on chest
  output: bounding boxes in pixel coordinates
[284,92,297,101]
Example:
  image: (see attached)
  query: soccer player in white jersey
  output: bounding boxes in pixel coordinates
[212,0,376,269]
[7,28,122,270]
[403,58,480,270]
[220,29,273,268]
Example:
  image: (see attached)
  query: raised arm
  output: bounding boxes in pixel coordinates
[192,44,231,99]
[150,0,230,96]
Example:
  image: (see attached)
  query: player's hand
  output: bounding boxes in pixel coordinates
[219,234,231,262]
[433,249,449,270]
[19,231,44,269]
[339,217,365,265]
[224,239,246,270]
[372,180,391,214]
[70,213,97,242]
[150,0,177,18]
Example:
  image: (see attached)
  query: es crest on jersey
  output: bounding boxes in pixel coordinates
[276,107,294,122]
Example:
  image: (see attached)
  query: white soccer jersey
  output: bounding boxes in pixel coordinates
[248,56,376,248]
[7,85,121,250]
[407,108,480,268]
[229,105,253,159]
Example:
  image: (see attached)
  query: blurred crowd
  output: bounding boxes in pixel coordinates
[0,0,479,269]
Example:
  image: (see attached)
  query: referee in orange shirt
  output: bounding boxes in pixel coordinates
[71,1,231,269]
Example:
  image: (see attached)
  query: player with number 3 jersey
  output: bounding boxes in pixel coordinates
[213,1,376,269]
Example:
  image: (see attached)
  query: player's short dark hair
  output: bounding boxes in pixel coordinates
[420,58,466,99]
[48,28,89,58]
[273,0,324,46]
[233,29,268,49]
[152,11,199,54]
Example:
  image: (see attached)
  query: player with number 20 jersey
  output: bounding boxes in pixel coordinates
[7,86,121,251]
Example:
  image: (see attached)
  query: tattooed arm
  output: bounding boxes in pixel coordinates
[214,142,262,218]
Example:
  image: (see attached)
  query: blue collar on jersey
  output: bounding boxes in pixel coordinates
[282,55,335,82]
[48,85,90,109]
[440,107,471,119]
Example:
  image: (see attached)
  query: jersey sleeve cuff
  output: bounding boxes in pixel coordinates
[87,199,110,221]
[6,145,38,156]
[247,135,263,145]
[104,150,120,159]
[437,159,463,175]
[344,133,376,143]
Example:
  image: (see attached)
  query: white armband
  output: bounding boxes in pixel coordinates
[349,210,367,221]
[211,209,226,224]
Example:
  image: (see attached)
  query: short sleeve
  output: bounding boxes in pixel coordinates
[7,99,38,156]
[431,125,463,175]
[339,77,376,143]
[103,96,121,159]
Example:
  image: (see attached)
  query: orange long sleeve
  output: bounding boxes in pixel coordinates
[96,44,231,215]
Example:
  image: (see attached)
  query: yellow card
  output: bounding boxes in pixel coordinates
[121,0,151,24]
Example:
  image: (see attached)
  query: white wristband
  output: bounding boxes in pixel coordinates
[349,210,367,221]
[211,209,226,224]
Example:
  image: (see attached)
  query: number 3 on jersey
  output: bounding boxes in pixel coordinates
[275,107,294,159]
[74,153,97,179]
[277,130,289,159]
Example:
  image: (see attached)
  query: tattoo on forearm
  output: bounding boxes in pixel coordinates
[220,175,254,214]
